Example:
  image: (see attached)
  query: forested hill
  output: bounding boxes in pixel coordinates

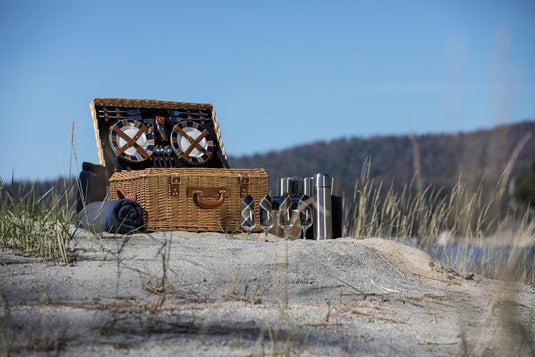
[229,121,535,195]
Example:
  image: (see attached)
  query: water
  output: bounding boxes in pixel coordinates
[420,242,535,278]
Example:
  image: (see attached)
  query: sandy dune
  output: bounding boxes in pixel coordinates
[1,231,534,356]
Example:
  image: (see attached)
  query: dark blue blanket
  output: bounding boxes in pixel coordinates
[76,162,108,214]
[76,199,144,234]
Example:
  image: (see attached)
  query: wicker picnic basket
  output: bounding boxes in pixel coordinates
[109,167,269,232]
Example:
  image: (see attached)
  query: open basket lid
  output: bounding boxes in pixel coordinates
[91,98,229,177]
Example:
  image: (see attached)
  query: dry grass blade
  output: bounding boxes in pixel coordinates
[344,154,535,285]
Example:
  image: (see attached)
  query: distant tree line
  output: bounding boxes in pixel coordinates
[514,157,535,208]
[230,121,535,206]
[0,177,78,209]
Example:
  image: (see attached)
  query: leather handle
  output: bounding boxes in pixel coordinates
[117,187,137,201]
[194,190,225,209]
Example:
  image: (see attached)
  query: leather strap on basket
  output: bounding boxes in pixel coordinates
[110,123,150,159]
[171,173,180,196]
[173,125,213,160]
[198,109,206,124]
[155,116,168,141]
[239,174,250,197]
[117,187,137,201]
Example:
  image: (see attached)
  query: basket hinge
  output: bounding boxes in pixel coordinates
[239,173,249,197]
[171,173,180,196]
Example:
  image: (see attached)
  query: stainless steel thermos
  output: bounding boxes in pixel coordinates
[312,173,332,240]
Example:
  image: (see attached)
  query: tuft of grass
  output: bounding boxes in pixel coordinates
[0,177,78,264]
[143,237,174,295]
[344,151,535,285]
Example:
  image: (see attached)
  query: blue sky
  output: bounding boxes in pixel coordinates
[1,0,534,180]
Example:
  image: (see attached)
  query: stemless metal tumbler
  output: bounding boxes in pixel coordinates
[278,177,303,197]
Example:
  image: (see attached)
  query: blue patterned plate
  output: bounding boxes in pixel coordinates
[108,119,154,162]
[170,120,214,165]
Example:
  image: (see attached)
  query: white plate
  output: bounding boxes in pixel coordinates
[109,119,154,162]
[170,121,214,165]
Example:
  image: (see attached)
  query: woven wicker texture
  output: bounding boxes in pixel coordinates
[92,98,214,111]
[109,168,269,233]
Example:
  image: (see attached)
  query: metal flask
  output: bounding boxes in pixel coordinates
[313,173,332,240]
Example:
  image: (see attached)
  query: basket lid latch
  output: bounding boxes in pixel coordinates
[171,173,180,196]
[239,173,249,197]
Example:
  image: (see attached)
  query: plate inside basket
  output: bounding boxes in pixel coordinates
[109,119,155,162]
[170,120,214,164]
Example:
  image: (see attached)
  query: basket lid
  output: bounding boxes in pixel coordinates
[91,98,229,177]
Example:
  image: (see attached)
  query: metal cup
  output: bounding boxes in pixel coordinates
[330,177,339,196]
[278,177,303,197]
[303,177,313,197]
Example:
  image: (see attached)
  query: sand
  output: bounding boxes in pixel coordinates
[1,230,534,356]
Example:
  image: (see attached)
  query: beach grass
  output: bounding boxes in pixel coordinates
[0,177,78,264]
[344,158,535,285]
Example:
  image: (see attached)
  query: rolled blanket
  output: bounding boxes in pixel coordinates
[76,199,144,234]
